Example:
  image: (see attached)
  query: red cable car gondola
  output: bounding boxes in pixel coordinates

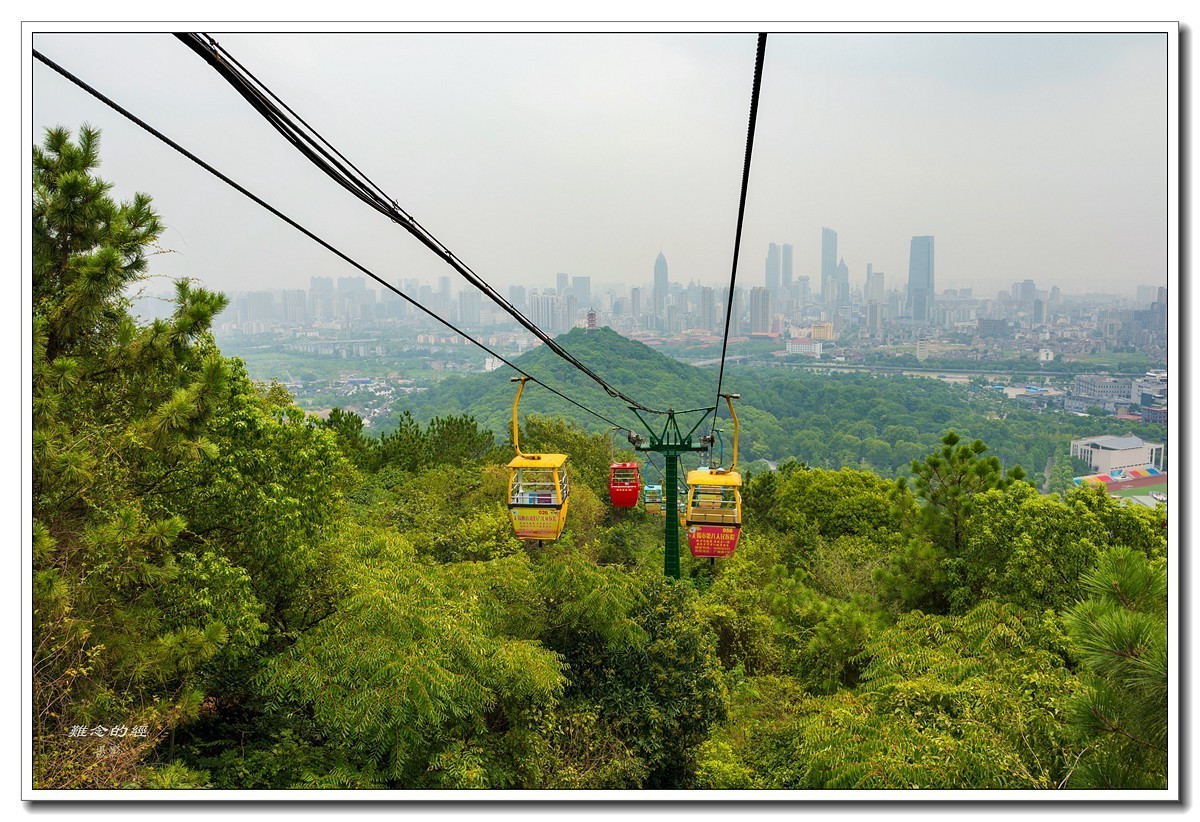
[608,461,641,507]
[606,428,641,508]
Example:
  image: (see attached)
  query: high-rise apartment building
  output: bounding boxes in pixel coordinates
[458,290,481,326]
[309,276,335,320]
[865,264,885,304]
[749,287,771,333]
[907,235,935,322]
[700,286,716,332]
[508,285,527,312]
[530,293,554,332]
[793,276,811,308]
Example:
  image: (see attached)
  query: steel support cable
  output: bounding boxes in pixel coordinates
[174,34,397,221]
[188,33,660,416]
[32,48,632,434]
[709,33,767,440]
[175,33,668,415]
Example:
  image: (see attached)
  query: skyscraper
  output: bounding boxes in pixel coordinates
[653,252,669,327]
[654,252,669,294]
[781,243,793,292]
[907,235,935,322]
[765,243,781,297]
[821,228,838,306]
[571,275,591,306]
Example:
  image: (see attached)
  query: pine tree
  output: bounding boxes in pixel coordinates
[1064,548,1167,788]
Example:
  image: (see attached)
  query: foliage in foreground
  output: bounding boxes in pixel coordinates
[31,126,1169,792]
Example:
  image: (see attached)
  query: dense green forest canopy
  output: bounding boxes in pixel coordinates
[32,127,1169,792]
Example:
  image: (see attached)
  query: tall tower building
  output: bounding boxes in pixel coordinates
[654,252,669,294]
[907,235,935,322]
[765,243,781,297]
[821,228,838,306]
[652,252,669,325]
[571,275,591,306]
[781,243,794,292]
[836,258,850,306]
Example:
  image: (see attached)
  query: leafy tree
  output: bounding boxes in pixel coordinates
[698,601,1080,789]
[257,530,566,789]
[32,126,352,789]
[33,126,230,788]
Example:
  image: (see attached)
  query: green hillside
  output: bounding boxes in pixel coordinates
[397,326,717,437]
[393,327,1168,481]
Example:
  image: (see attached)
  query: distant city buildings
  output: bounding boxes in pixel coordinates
[194,236,1165,394]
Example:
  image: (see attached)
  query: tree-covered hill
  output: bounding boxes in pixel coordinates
[395,330,1168,481]
[394,326,715,437]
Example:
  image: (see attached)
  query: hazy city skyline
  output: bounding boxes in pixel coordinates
[29,27,1172,304]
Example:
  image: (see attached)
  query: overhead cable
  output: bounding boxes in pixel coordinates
[174,32,669,415]
[710,33,767,438]
[32,48,632,433]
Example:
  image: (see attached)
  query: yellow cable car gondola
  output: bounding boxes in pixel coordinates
[506,377,569,541]
[685,394,743,558]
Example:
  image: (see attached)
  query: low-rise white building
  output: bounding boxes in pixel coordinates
[1070,434,1164,473]
[786,338,823,358]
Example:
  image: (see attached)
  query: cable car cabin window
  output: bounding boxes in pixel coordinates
[686,483,742,526]
[509,467,568,507]
[610,466,639,486]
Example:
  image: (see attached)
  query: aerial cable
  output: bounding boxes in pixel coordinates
[32,48,633,435]
[710,33,766,438]
[174,33,668,416]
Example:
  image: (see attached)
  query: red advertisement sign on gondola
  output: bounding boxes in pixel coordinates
[687,524,740,558]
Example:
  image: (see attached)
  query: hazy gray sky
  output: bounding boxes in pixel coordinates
[30,27,1170,301]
